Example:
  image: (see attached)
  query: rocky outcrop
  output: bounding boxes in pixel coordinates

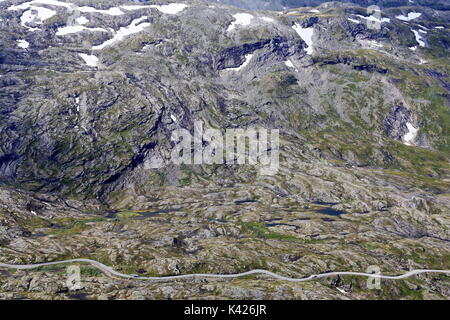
[383,104,413,141]
[0,0,448,300]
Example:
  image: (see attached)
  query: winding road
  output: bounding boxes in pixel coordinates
[1,259,449,282]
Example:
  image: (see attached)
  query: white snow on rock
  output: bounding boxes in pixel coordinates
[226,53,253,72]
[435,26,444,29]
[418,29,427,34]
[284,60,298,72]
[170,114,177,122]
[56,25,107,35]
[8,0,74,11]
[396,12,421,21]
[412,29,425,47]
[284,60,294,68]
[30,0,73,9]
[17,39,30,49]
[227,13,254,32]
[356,14,390,24]
[75,96,80,112]
[348,18,360,24]
[292,24,314,55]
[309,9,320,13]
[75,16,89,25]
[78,53,98,67]
[93,16,150,50]
[409,46,417,51]
[14,7,57,30]
[150,3,188,15]
[7,1,130,30]
[403,123,418,146]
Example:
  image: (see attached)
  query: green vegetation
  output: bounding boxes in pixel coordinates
[239,222,300,242]
[46,217,107,236]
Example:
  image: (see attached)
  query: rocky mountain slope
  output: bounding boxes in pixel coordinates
[207,0,450,11]
[0,0,449,299]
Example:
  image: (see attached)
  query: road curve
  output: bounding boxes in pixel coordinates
[1,259,449,282]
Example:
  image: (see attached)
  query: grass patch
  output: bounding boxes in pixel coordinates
[239,222,300,241]
[46,217,107,236]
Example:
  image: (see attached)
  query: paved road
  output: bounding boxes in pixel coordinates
[1,259,449,282]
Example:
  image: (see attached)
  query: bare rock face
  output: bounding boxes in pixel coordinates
[383,104,413,141]
[0,0,449,300]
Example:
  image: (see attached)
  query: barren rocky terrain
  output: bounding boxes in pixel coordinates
[0,0,449,299]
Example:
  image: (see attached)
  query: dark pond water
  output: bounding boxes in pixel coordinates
[265,223,300,229]
[315,208,346,216]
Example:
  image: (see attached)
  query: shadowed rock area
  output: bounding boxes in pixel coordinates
[0,0,448,300]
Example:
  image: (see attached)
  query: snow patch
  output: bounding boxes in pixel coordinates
[8,0,74,11]
[226,53,253,72]
[78,53,98,67]
[170,114,177,122]
[292,24,314,55]
[412,29,425,47]
[93,16,150,50]
[227,13,254,32]
[356,14,390,24]
[75,97,80,112]
[348,18,360,24]
[284,60,298,72]
[14,7,57,31]
[403,123,418,146]
[56,25,107,36]
[150,3,188,15]
[76,16,89,25]
[284,60,294,68]
[309,9,320,13]
[396,12,421,21]
[17,39,29,49]
[435,26,444,29]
